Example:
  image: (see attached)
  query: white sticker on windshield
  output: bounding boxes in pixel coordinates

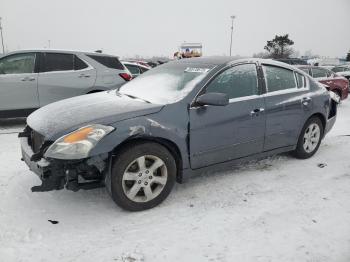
[184,67,210,73]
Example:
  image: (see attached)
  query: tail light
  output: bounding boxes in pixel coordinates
[119,73,132,81]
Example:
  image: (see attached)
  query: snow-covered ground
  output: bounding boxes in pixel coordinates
[0,101,350,262]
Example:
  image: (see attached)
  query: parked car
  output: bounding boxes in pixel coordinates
[297,65,349,100]
[275,58,308,65]
[331,65,350,81]
[20,57,337,211]
[122,61,150,78]
[0,50,132,118]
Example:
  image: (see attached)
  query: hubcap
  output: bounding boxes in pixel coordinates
[122,155,167,203]
[303,123,321,153]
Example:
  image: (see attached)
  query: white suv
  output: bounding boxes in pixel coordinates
[0,50,132,118]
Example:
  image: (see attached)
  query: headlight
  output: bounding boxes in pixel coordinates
[44,124,115,160]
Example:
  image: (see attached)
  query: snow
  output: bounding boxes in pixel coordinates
[0,101,350,262]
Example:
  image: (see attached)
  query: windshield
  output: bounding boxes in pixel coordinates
[119,62,212,104]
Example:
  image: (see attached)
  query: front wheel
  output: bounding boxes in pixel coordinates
[111,142,176,211]
[293,117,324,159]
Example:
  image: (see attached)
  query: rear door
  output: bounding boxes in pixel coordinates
[0,52,39,111]
[262,64,310,151]
[37,52,96,106]
[189,63,266,169]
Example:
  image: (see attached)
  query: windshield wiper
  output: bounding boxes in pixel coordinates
[120,93,151,104]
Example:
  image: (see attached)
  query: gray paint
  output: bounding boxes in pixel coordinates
[23,57,336,187]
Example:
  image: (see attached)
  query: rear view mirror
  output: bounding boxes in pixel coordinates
[195,92,229,106]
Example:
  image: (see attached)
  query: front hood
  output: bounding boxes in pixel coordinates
[27,91,163,140]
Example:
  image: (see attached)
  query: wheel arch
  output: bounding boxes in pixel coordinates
[111,136,184,183]
[307,112,326,132]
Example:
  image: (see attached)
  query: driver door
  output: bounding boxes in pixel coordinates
[189,63,266,169]
[0,52,39,111]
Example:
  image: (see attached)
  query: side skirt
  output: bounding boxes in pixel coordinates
[180,145,296,182]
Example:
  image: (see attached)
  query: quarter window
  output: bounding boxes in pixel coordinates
[205,64,259,99]
[295,72,306,88]
[43,53,74,72]
[0,53,36,74]
[264,65,297,92]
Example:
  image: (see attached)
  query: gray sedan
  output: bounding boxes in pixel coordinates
[20,57,337,211]
[0,50,131,118]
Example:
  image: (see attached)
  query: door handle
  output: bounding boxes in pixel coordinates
[250,108,265,116]
[79,74,91,78]
[21,76,36,81]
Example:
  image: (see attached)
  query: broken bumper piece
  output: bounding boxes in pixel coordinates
[20,136,105,192]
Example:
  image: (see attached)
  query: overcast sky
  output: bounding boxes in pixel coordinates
[1,0,349,58]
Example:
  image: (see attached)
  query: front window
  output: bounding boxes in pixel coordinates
[119,63,212,104]
[205,64,259,99]
[0,53,36,74]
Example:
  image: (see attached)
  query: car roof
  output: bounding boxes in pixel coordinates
[171,56,302,71]
[4,49,119,58]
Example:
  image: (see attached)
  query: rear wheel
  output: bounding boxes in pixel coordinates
[293,117,324,159]
[111,142,176,211]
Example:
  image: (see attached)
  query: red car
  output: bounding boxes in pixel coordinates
[298,66,349,100]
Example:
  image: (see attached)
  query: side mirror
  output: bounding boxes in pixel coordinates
[195,92,229,107]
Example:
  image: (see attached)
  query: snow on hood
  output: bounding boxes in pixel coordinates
[27,91,163,140]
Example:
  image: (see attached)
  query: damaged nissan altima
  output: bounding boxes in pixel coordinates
[20,57,338,211]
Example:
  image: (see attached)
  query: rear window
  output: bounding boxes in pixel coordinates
[87,55,124,70]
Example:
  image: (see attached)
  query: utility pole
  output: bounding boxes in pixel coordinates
[0,17,5,54]
[229,15,236,56]
[48,40,51,48]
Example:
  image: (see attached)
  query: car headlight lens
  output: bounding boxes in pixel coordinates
[44,124,115,160]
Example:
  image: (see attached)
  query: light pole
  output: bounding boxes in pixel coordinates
[229,15,236,56]
[0,17,5,54]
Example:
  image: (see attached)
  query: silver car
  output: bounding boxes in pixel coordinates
[0,50,132,118]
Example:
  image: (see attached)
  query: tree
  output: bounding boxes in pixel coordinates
[264,34,294,59]
[346,50,350,61]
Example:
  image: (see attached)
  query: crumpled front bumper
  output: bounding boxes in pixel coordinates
[20,134,108,192]
[20,137,65,192]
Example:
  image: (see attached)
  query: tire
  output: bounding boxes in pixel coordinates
[111,142,176,211]
[293,117,324,159]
